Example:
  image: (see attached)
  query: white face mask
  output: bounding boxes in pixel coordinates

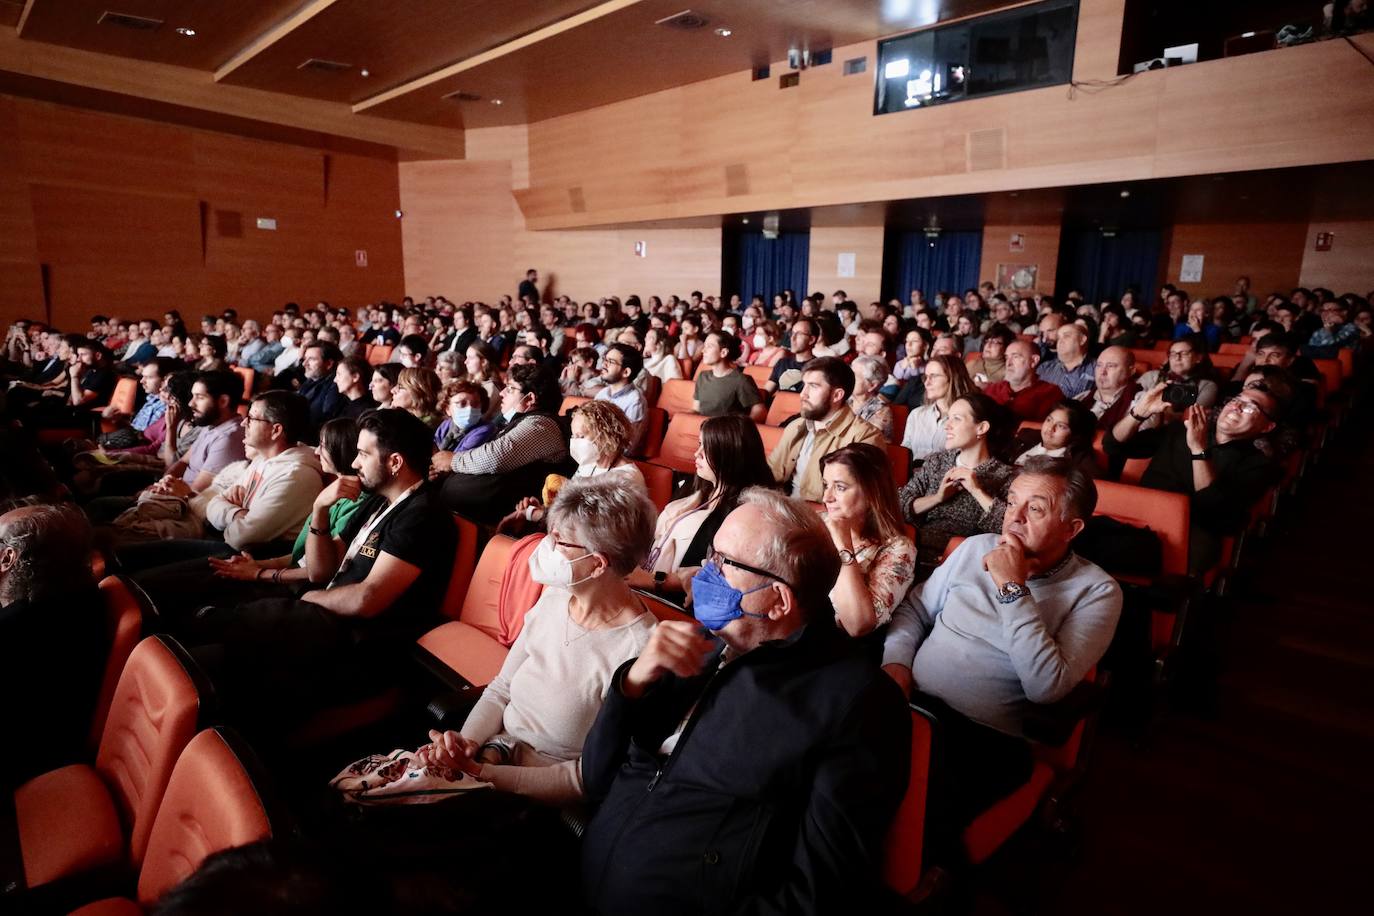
[569,436,600,468]
[528,535,596,589]
[742,315,755,331]
[753,332,767,349]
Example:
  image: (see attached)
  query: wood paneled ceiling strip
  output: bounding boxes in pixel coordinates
[214,0,342,81]
[352,0,646,113]
[15,0,37,36]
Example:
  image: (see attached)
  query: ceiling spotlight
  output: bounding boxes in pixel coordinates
[1120,189,1131,198]
[360,68,370,77]
[715,27,733,37]
[174,27,196,37]
[742,217,750,224]
[491,98,503,106]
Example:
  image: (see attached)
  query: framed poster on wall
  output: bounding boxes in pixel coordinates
[997,263,1038,295]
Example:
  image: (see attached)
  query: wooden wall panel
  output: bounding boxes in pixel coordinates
[1299,221,1374,295]
[516,227,722,304]
[980,222,1062,297]
[0,94,404,331]
[808,205,886,306]
[1161,221,1309,299]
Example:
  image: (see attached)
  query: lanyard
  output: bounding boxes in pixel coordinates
[643,499,714,570]
[330,481,422,586]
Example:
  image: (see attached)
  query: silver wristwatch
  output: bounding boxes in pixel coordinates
[996,581,1029,604]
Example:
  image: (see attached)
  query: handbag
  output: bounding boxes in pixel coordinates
[331,748,493,805]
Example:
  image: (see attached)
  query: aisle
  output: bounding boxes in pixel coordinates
[973,415,1374,915]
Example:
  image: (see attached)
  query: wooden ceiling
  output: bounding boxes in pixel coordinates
[6,0,1023,134]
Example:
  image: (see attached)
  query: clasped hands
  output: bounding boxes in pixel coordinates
[414,729,485,777]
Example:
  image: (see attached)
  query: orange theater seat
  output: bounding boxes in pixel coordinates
[632,406,668,460]
[366,344,393,366]
[1117,457,1150,486]
[634,589,694,623]
[883,708,935,900]
[438,516,481,622]
[742,364,771,390]
[100,378,140,434]
[70,728,275,916]
[635,460,675,510]
[765,391,801,426]
[13,636,207,893]
[559,396,590,416]
[1216,342,1248,355]
[1129,349,1166,373]
[88,576,146,752]
[755,422,785,455]
[231,366,255,401]
[657,413,707,474]
[417,533,545,689]
[657,379,697,417]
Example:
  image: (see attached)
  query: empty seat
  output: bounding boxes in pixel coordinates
[765,391,801,426]
[70,728,276,916]
[366,344,393,366]
[657,379,696,417]
[657,413,707,474]
[13,636,208,894]
[99,378,140,433]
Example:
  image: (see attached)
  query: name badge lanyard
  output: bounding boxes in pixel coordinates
[329,481,422,587]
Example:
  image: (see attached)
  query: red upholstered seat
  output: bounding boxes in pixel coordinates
[960,764,1057,864]
[70,898,144,916]
[657,379,696,417]
[15,765,124,888]
[89,576,145,752]
[657,413,707,474]
[417,621,511,687]
[765,391,800,426]
[883,709,935,897]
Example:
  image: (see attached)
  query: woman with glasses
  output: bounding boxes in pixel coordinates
[626,415,775,603]
[391,366,442,430]
[415,476,658,805]
[901,354,976,461]
[818,444,916,638]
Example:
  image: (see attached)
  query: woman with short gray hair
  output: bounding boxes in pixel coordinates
[850,354,895,441]
[416,476,658,804]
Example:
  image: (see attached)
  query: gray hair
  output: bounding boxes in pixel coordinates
[546,476,657,576]
[0,503,94,604]
[737,487,840,618]
[851,354,889,387]
[1016,456,1098,522]
[435,350,461,370]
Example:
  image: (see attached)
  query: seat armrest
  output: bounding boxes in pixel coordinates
[1023,679,1108,747]
[425,687,482,730]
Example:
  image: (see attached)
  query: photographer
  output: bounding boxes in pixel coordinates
[1104,380,1287,574]
[1130,334,1218,430]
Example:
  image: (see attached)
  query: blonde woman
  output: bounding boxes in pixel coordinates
[392,366,443,430]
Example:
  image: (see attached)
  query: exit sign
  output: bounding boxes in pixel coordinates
[355,250,368,267]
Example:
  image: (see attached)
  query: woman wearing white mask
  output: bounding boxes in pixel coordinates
[744,320,786,368]
[416,476,658,805]
[640,328,683,384]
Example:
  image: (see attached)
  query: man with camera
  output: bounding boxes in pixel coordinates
[1104,380,1286,574]
[1130,334,1218,429]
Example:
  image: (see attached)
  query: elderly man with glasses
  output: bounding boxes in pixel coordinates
[579,487,911,916]
[1105,377,1289,573]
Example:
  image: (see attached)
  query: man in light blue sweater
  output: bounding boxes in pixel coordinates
[882,456,1122,838]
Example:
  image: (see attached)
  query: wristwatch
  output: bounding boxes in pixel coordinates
[996,581,1029,604]
[1190,449,1212,461]
[652,570,668,594]
[838,548,857,566]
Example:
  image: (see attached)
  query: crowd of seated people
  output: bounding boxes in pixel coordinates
[0,271,1367,911]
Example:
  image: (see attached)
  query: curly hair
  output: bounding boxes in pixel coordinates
[572,399,632,463]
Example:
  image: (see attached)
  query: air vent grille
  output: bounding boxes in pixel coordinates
[967,128,1007,171]
[656,10,709,31]
[779,72,800,89]
[843,57,867,75]
[297,58,353,73]
[97,10,164,31]
[442,90,483,102]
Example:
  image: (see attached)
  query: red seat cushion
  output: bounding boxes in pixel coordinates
[70,898,144,916]
[417,621,508,687]
[960,762,1055,865]
[15,764,123,888]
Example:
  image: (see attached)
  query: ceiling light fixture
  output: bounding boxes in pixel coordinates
[742,217,750,224]
[715,27,733,37]
[1120,189,1131,198]
[491,98,503,106]
[175,27,196,37]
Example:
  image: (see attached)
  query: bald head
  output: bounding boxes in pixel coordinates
[1095,346,1134,395]
[0,504,93,605]
[1003,339,1040,388]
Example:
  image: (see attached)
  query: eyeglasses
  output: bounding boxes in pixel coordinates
[706,546,791,588]
[242,415,273,425]
[1225,396,1274,421]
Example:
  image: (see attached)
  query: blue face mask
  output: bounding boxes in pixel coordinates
[450,406,479,430]
[691,562,771,631]
[500,407,518,423]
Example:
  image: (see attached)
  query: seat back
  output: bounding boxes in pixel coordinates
[634,589,694,623]
[96,635,208,867]
[1312,358,1342,396]
[1129,348,1167,372]
[888,403,909,443]
[1208,352,1242,373]
[742,364,771,390]
[88,576,146,752]
[755,422,785,455]
[635,460,675,509]
[765,391,801,426]
[109,377,139,416]
[886,443,912,488]
[657,378,696,417]
[658,413,707,473]
[1093,480,1190,578]
[632,406,668,459]
[457,533,546,647]
[438,516,481,621]
[1117,457,1150,486]
[559,395,590,416]
[136,729,274,905]
[677,357,694,380]
[1152,339,1173,351]
[231,366,255,401]
[1217,342,1248,355]
[498,534,547,646]
[366,344,393,366]
[1335,349,1353,381]
[883,708,935,897]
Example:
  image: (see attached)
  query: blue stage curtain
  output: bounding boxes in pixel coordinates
[737,231,809,305]
[1057,228,1162,305]
[883,230,983,303]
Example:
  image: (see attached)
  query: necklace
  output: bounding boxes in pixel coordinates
[564,601,639,647]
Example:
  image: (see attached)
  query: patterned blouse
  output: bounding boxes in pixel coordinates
[850,395,894,442]
[838,535,918,628]
[898,447,1014,557]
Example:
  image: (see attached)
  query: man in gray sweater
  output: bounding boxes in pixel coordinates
[882,456,1121,843]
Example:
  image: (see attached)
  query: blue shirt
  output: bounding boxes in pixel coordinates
[1038,357,1097,399]
[130,393,165,432]
[1305,323,1359,359]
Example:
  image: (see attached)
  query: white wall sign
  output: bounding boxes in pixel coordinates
[1179,254,1204,283]
[634,241,647,257]
[255,217,277,231]
[837,252,856,278]
[355,250,368,268]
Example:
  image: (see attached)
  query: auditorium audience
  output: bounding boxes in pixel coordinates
[767,357,885,502]
[333,355,377,419]
[593,343,647,448]
[985,339,1072,422]
[368,363,399,409]
[1133,335,1220,426]
[579,487,910,914]
[391,366,443,430]
[765,317,819,394]
[900,392,1014,558]
[966,323,1014,385]
[1010,399,1101,478]
[883,457,1121,838]
[1089,345,1141,430]
[1038,322,1097,398]
[419,477,657,805]
[1306,299,1360,358]
[819,443,917,638]
[902,354,977,461]
[746,320,787,367]
[693,330,765,421]
[849,354,895,441]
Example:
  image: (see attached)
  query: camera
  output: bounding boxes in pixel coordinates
[1163,379,1200,409]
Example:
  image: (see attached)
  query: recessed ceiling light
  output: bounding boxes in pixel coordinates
[360,68,370,78]
[491,98,503,106]
[1120,189,1131,198]
[715,27,733,37]
[174,27,196,37]
[742,217,750,224]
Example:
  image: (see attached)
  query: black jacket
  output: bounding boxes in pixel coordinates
[580,621,910,916]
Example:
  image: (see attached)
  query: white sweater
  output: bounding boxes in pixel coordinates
[203,444,323,550]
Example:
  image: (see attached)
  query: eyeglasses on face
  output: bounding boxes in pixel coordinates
[1225,396,1274,420]
[706,546,791,589]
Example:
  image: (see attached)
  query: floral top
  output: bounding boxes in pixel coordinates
[850,395,894,442]
[898,447,1014,557]
[837,535,917,628]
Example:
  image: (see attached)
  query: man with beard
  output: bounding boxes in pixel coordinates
[298,341,344,442]
[766,357,884,502]
[180,408,456,735]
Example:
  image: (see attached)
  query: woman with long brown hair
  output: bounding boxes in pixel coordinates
[819,443,916,637]
[900,353,976,461]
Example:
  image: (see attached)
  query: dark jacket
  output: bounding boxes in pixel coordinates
[580,621,910,916]
[299,374,344,442]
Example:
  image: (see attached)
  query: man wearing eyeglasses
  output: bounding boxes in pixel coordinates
[1105,378,1288,573]
[580,488,911,915]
